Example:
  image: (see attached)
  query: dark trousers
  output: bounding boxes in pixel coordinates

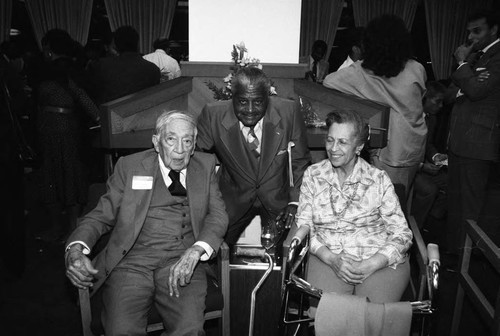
[411,169,448,228]
[225,198,281,245]
[447,151,493,254]
[477,161,500,246]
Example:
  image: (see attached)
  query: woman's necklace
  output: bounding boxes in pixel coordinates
[329,182,359,221]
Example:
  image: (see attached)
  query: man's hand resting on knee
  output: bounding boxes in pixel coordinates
[169,245,205,297]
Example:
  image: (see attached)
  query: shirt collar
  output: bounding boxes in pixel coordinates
[158,154,187,186]
[482,38,500,54]
[155,49,167,55]
[239,118,263,132]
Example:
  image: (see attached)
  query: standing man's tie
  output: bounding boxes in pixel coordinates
[469,50,484,68]
[168,170,187,196]
[312,60,318,82]
[247,127,260,158]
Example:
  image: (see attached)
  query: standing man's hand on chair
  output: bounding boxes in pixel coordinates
[65,243,98,289]
[277,204,298,229]
[169,245,204,298]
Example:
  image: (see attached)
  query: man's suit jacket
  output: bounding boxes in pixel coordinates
[66,150,228,293]
[449,42,500,161]
[196,97,311,224]
[86,52,160,104]
[300,55,330,82]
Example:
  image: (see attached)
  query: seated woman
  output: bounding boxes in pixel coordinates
[294,109,413,306]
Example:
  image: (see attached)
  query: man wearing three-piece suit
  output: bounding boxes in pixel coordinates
[196,67,311,244]
[447,10,500,253]
[64,110,228,336]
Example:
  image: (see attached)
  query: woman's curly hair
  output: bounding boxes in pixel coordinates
[361,14,413,78]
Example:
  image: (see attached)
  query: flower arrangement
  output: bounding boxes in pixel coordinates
[206,42,277,101]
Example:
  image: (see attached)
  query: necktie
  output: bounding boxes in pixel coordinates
[168,170,187,196]
[247,127,260,158]
[312,61,318,82]
[470,51,484,68]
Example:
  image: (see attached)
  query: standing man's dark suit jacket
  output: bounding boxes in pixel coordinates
[196,97,311,232]
[66,150,228,293]
[448,42,500,160]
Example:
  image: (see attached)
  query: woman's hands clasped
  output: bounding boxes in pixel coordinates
[318,247,389,285]
[329,251,364,284]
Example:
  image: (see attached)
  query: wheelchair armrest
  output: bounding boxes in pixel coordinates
[408,215,429,268]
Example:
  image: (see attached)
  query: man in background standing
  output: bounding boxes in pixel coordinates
[86,26,160,105]
[301,40,330,83]
[143,38,181,82]
[447,9,500,254]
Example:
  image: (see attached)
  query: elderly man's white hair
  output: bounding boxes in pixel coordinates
[154,110,198,137]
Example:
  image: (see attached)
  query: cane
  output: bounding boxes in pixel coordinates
[234,246,275,336]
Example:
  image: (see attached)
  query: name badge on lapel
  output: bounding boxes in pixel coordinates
[132,176,153,190]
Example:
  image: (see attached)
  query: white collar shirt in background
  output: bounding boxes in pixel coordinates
[143,49,181,80]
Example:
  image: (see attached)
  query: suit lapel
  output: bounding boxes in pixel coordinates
[476,41,500,68]
[220,106,255,183]
[186,158,202,237]
[133,153,159,238]
[259,105,283,180]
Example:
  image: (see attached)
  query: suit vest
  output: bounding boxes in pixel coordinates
[120,169,195,269]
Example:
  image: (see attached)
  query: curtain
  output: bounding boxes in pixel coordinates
[424,0,493,80]
[352,0,419,30]
[104,0,178,54]
[25,0,93,49]
[300,0,344,60]
[0,0,12,43]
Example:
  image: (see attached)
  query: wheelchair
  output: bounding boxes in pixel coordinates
[279,215,440,336]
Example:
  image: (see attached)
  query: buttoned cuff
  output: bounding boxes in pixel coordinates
[65,241,91,255]
[194,241,213,261]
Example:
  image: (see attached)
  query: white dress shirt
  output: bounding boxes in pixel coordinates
[143,49,181,80]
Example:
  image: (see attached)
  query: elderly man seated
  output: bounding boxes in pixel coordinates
[64,110,228,336]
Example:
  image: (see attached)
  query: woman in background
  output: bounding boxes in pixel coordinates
[323,14,427,201]
[36,29,100,242]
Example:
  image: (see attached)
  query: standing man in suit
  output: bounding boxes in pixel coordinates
[301,40,330,83]
[86,26,160,105]
[197,67,311,244]
[447,9,500,254]
[64,110,228,335]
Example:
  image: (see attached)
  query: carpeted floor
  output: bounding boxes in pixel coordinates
[0,169,497,336]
